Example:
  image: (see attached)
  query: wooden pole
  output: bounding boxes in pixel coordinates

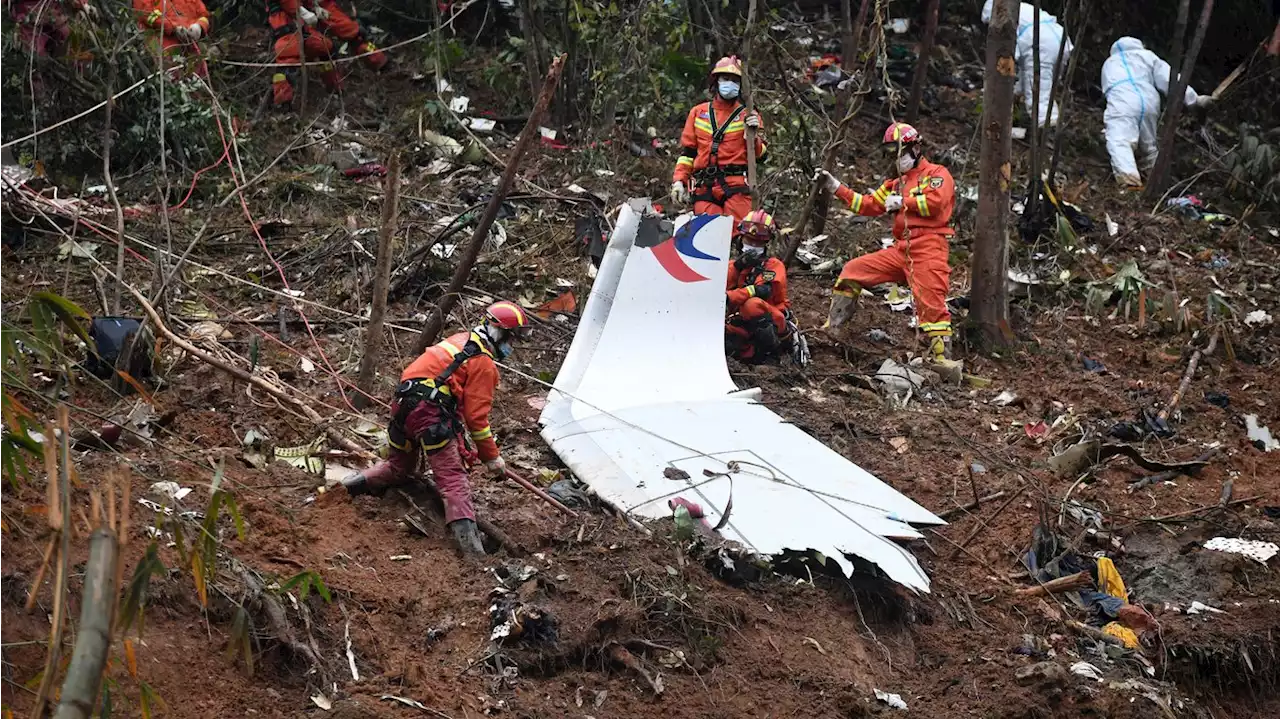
[1015,570,1091,597]
[1025,0,1043,222]
[904,0,940,124]
[742,0,761,209]
[413,54,567,354]
[353,155,401,409]
[51,527,119,719]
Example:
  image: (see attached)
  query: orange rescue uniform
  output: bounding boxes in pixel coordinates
[133,0,209,76]
[834,158,956,340]
[266,0,388,106]
[673,97,767,223]
[401,331,500,462]
[725,256,790,362]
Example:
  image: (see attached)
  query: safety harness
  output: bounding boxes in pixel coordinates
[388,333,488,453]
[692,104,751,205]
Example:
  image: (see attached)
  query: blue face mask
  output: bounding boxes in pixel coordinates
[717,79,741,100]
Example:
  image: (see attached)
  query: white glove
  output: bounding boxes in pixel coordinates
[485,456,507,477]
[186,22,202,41]
[670,180,689,204]
[745,111,760,129]
[174,25,191,41]
[883,194,904,212]
[314,5,331,21]
[1194,95,1214,109]
[298,6,319,26]
[814,169,840,195]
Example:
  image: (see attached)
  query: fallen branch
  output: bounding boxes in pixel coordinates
[1143,495,1261,524]
[1064,619,1127,648]
[123,282,373,459]
[414,54,567,353]
[947,486,1028,560]
[503,468,577,518]
[1157,329,1220,423]
[1128,447,1219,490]
[1015,570,1091,597]
[937,491,1008,520]
[607,643,664,695]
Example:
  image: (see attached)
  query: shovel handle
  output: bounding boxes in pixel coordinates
[503,468,579,518]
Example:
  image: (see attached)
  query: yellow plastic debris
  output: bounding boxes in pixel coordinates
[1096,557,1127,600]
[1102,622,1140,649]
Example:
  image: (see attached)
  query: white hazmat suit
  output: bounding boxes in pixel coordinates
[982,0,1073,127]
[1100,37,1200,186]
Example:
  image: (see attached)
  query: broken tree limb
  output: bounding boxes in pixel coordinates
[947,485,1027,560]
[123,282,373,459]
[1015,570,1091,597]
[354,154,401,410]
[503,468,578,518]
[742,0,760,208]
[1128,447,1219,491]
[1144,0,1214,200]
[52,526,119,719]
[607,643,663,695]
[937,491,1008,520]
[414,54,566,353]
[1157,329,1220,423]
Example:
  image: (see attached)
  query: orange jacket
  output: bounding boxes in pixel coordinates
[134,0,209,36]
[673,97,767,184]
[726,256,789,311]
[401,331,501,461]
[835,158,956,241]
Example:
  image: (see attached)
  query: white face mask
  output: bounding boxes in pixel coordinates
[896,152,917,174]
[741,245,765,257]
[717,80,741,100]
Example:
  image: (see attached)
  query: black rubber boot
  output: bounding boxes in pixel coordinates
[449,519,486,556]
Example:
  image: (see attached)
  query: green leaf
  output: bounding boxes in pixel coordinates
[280,571,308,592]
[311,573,331,603]
[224,494,246,541]
[30,291,91,345]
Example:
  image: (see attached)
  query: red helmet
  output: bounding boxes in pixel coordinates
[710,55,744,79]
[484,301,532,340]
[738,209,776,246]
[882,122,921,146]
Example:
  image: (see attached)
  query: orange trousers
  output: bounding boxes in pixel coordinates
[835,233,952,338]
[692,177,752,224]
[726,297,788,361]
[270,1,386,105]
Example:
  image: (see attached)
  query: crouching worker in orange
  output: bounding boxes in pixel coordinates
[670,56,767,224]
[725,210,809,366]
[267,0,388,107]
[134,0,210,77]
[817,122,960,369]
[340,302,531,555]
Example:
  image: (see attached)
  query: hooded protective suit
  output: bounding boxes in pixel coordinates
[983,0,1072,127]
[1100,37,1199,185]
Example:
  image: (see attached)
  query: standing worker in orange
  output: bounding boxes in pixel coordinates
[134,0,211,76]
[816,122,960,368]
[725,210,807,365]
[266,0,388,107]
[670,56,767,222]
[340,302,532,556]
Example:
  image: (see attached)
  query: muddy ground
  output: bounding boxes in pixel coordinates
[4,9,1280,719]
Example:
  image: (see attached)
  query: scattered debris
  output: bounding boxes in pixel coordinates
[1070,661,1105,681]
[875,358,926,399]
[1203,537,1277,563]
[873,688,908,710]
[1204,391,1229,408]
[1187,601,1225,615]
[992,390,1018,407]
[310,694,333,711]
[1244,309,1273,326]
[1081,355,1107,373]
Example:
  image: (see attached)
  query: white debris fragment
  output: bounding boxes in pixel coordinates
[1244,414,1280,452]
[1203,537,1278,564]
[468,117,496,133]
[888,18,910,34]
[1105,213,1119,237]
[1244,310,1273,326]
[300,357,316,373]
[874,689,908,710]
[1011,127,1027,140]
[310,694,333,711]
[449,95,470,113]
[992,390,1018,407]
[1187,601,1225,615]
[875,358,925,398]
[1071,661,1105,681]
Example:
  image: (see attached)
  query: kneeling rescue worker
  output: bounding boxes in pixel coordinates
[725,210,805,365]
[341,302,531,555]
[817,122,960,369]
[670,56,766,223]
[267,0,388,107]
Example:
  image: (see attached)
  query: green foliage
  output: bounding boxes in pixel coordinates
[119,543,168,636]
[226,606,256,676]
[189,460,245,607]
[1223,124,1278,204]
[279,569,332,603]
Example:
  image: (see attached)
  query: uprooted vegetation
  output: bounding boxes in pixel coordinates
[4,1,1280,718]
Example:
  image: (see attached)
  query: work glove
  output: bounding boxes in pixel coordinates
[484,456,507,478]
[883,194,904,212]
[313,5,330,21]
[814,168,841,195]
[670,180,689,205]
[745,111,760,129]
[751,282,773,300]
[1194,95,1214,109]
[174,25,191,41]
[298,6,319,26]
[187,23,203,40]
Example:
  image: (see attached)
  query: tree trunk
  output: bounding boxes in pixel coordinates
[1144,0,1212,200]
[1045,0,1090,191]
[839,0,855,68]
[1037,0,1075,163]
[971,0,1018,348]
[1167,0,1192,93]
[104,64,125,317]
[517,0,544,107]
[413,55,567,354]
[849,0,870,66]
[51,527,119,719]
[904,0,940,123]
[1025,0,1043,221]
[742,0,760,208]
[353,155,401,410]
